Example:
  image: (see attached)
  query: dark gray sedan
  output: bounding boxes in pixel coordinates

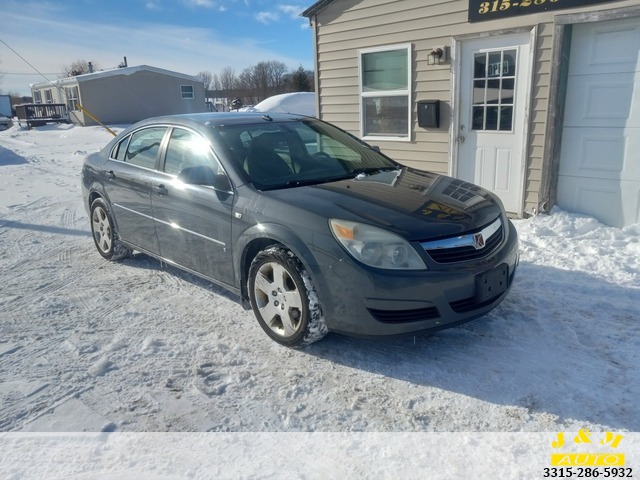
[82,112,518,347]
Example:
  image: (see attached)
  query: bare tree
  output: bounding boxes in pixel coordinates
[253,62,271,100]
[211,73,221,91]
[268,61,289,95]
[237,67,258,105]
[219,67,236,92]
[197,71,213,90]
[212,62,314,107]
[61,60,98,77]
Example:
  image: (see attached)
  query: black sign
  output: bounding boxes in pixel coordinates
[468,0,618,23]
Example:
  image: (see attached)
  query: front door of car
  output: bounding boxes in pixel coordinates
[103,126,167,254]
[149,127,235,286]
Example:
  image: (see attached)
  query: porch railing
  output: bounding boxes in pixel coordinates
[15,103,69,128]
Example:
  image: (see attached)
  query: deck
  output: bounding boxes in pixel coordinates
[15,103,69,129]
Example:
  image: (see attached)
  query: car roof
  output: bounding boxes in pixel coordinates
[133,112,312,129]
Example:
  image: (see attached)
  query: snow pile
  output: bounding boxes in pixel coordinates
[240,92,316,117]
[0,123,638,477]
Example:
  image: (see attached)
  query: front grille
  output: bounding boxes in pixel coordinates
[368,306,440,324]
[421,217,504,264]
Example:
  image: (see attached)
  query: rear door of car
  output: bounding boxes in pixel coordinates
[149,126,235,286]
[103,126,167,254]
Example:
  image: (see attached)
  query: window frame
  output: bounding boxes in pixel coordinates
[65,86,80,111]
[471,48,518,132]
[180,85,194,100]
[162,126,223,176]
[358,43,412,142]
[120,126,168,170]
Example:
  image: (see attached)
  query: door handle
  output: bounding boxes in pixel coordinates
[152,184,168,196]
[457,135,465,144]
[103,170,115,180]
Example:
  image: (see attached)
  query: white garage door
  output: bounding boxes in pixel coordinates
[557,16,640,228]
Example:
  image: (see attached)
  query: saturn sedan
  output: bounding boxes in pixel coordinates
[81,112,518,347]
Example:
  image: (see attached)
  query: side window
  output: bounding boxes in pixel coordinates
[125,127,166,169]
[163,128,219,175]
[112,136,130,161]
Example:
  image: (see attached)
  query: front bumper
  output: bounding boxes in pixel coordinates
[311,219,519,337]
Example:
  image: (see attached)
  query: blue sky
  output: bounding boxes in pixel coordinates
[0,0,315,96]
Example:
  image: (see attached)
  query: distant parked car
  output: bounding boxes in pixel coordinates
[0,114,13,131]
[81,113,518,347]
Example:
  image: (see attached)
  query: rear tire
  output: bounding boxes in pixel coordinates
[90,197,131,260]
[248,246,327,347]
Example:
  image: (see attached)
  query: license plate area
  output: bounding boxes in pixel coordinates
[475,264,509,303]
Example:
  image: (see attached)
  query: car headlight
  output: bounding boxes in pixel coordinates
[329,219,426,270]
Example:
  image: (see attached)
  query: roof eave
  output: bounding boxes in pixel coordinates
[301,0,337,18]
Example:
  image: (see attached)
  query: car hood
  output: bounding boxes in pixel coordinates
[261,167,504,241]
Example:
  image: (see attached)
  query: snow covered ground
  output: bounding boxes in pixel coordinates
[1,123,638,477]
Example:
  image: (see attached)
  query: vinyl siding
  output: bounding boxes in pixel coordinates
[311,0,638,216]
[31,68,205,126]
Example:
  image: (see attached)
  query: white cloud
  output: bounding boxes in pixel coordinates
[0,5,309,96]
[182,0,216,7]
[255,11,280,24]
[278,5,302,19]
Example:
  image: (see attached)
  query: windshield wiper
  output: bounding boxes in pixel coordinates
[284,178,331,188]
[279,167,401,189]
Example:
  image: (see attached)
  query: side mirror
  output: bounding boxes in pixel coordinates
[178,165,232,192]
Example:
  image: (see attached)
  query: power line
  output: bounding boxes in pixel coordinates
[2,72,63,76]
[0,37,56,86]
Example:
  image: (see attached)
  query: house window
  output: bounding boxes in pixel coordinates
[359,44,411,141]
[65,86,79,111]
[181,85,194,99]
[44,90,53,104]
[472,49,517,131]
[33,91,42,104]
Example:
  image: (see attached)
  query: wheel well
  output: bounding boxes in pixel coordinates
[240,238,281,307]
[88,191,102,209]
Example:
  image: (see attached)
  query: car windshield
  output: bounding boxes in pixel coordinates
[212,119,399,190]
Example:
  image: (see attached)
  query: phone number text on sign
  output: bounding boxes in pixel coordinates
[468,0,619,22]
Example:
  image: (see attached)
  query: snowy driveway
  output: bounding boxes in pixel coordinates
[1,124,639,433]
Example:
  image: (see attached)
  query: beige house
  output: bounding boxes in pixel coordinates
[30,65,206,127]
[302,0,640,228]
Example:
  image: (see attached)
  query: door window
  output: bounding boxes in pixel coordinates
[125,127,167,169]
[164,128,210,174]
[471,49,517,131]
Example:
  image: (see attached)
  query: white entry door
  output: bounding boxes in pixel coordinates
[556,17,640,228]
[456,32,533,215]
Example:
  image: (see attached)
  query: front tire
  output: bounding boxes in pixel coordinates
[90,197,131,260]
[248,246,327,347]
